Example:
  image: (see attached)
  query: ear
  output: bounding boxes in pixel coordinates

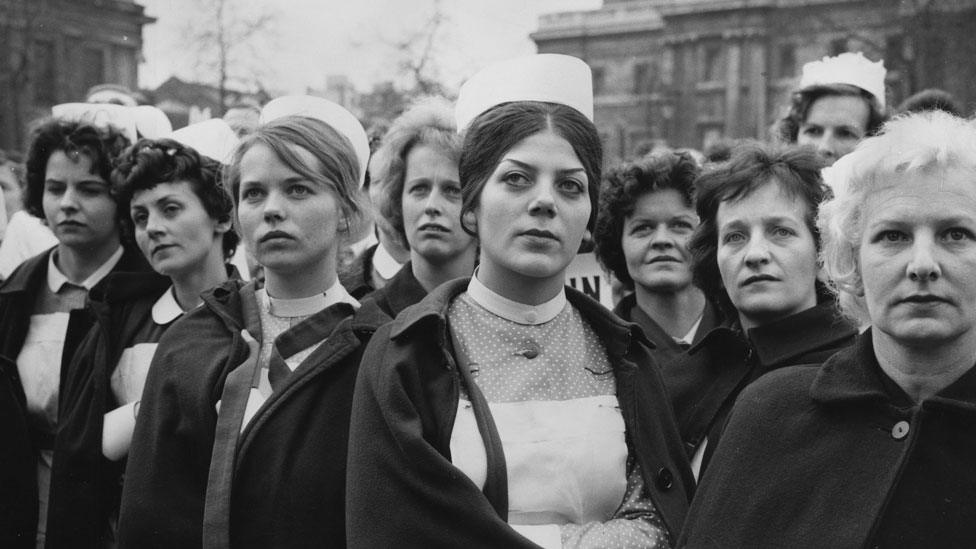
[214,218,232,236]
[461,210,478,235]
[337,215,350,236]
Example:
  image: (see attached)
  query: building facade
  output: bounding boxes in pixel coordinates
[0,0,153,152]
[532,0,976,162]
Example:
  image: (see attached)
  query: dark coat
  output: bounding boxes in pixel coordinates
[356,260,429,320]
[0,246,149,549]
[50,266,240,549]
[118,280,389,549]
[613,293,722,369]
[338,243,378,299]
[680,330,976,548]
[346,278,695,548]
[662,301,856,473]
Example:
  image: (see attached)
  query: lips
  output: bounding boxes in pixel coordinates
[900,294,950,305]
[742,274,779,287]
[151,244,176,256]
[648,255,680,264]
[520,228,559,242]
[418,223,449,233]
[260,230,294,243]
[58,220,85,228]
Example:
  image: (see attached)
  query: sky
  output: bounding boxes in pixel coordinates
[137,0,603,95]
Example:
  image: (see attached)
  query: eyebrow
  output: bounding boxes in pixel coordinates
[719,215,801,231]
[500,158,586,176]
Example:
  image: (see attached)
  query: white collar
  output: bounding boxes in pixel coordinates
[47,246,123,292]
[151,286,184,325]
[466,272,566,325]
[261,278,360,318]
[372,241,404,280]
[674,314,704,347]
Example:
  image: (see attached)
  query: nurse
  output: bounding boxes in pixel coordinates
[49,119,239,548]
[347,54,693,548]
[120,97,386,548]
[773,52,887,166]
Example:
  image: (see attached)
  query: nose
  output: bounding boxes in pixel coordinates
[145,211,165,239]
[263,189,285,222]
[815,133,837,162]
[906,237,941,282]
[424,189,443,216]
[59,186,80,212]
[743,234,771,268]
[650,223,675,250]
[528,181,556,218]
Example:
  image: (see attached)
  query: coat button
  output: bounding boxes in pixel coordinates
[891,421,910,440]
[517,340,541,359]
[656,467,674,491]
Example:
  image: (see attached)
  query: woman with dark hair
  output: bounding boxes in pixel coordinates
[594,151,721,368]
[347,54,692,548]
[48,121,240,549]
[773,52,887,167]
[0,117,146,548]
[360,97,476,318]
[681,110,976,549]
[665,142,856,479]
[120,97,387,548]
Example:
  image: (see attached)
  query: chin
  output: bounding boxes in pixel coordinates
[882,320,968,347]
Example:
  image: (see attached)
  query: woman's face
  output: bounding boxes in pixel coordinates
[401,145,475,265]
[473,130,590,287]
[0,164,23,219]
[859,168,976,347]
[797,94,870,166]
[130,181,228,278]
[622,188,698,294]
[237,142,342,277]
[716,179,819,329]
[42,150,119,252]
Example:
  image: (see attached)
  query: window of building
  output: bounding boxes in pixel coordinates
[777,44,797,79]
[33,40,57,106]
[592,66,607,96]
[702,44,723,82]
[633,62,650,94]
[82,47,106,94]
[829,38,848,56]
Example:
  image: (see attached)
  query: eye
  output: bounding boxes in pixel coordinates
[240,186,265,201]
[443,184,462,199]
[670,219,694,231]
[722,231,745,244]
[44,181,66,195]
[875,230,909,243]
[557,178,586,196]
[163,203,182,216]
[837,128,861,140]
[131,210,148,228]
[407,182,430,197]
[288,184,311,197]
[944,228,974,242]
[629,222,652,236]
[502,171,531,187]
[771,226,796,238]
[801,125,822,137]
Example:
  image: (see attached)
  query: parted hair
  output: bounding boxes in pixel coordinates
[772,84,887,144]
[689,141,831,317]
[25,118,130,221]
[818,110,976,325]
[112,138,239,259]
[458,101,603,235]
[594,150,700,288]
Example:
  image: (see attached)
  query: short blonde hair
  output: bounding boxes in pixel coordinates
[817,111,976,324]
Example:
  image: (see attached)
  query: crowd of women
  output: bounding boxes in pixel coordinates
[1,47,975,549]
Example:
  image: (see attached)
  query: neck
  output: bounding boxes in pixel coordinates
[55,238,119,284]
[476,258,564,306]
[170,249,228,311]
[411,248,477,292]
[264,256,337,300]
[873,328,976,403]
[378,231,410,264]
[634,284,706,339]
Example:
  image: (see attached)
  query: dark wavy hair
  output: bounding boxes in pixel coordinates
[24,118,130,222]
[112,138,239,259]
[772,84,887,144]
[370,98,460,248]
[459,101,603,235]
[689,141,831,318]
[594,150,701,288]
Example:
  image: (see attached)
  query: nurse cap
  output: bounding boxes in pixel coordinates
[455,54,594,133]
[52,103,172,142]
[260,95,370,187]
[799,52,887,110]
[167,118,240,165]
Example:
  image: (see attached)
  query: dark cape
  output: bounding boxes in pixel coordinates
[613,292,722,369]
[0,246,149,549]
[661,300,857,474]
[118,279,390,549]
[680,330,976,548]
[49,266,240,549]
[356,260,429,320]
[346,278,695,548]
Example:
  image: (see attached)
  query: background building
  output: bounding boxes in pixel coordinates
[0,0,154,151]
[532,0,976,162]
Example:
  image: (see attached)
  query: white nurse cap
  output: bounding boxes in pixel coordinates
[799,52,887,110]
[168,118,240,165]
[455,54,594,133]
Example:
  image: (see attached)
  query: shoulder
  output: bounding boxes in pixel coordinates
[724,365,821,433]
[0,247,52,293]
